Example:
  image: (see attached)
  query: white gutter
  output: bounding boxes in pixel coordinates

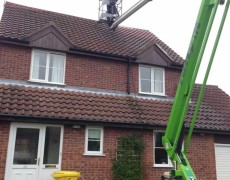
[110,0,152,30]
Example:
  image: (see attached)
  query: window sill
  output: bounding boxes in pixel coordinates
[28,80,66,86]
[138,92,166,97]
[83,153,105,157]
[154,164,173,168]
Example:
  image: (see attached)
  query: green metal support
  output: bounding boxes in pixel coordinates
[162,0,229,179]
[185,0,230,154]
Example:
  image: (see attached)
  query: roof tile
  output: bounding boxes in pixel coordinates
[0,2,184,64]
[0,84,229,132]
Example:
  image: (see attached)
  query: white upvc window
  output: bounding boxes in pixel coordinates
[153,131,172,167]
[30,50,66,84]
[84,127,104,156]
[139,65,165,95]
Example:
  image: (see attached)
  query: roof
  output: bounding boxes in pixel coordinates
[0,84,229,133]
[0,2,184,65]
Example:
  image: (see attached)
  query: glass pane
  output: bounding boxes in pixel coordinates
[38,66,46,80]
[50,54,64,68]
[34,52,47,66]
[155,148,168,164]
[154,69,163,81]
[88,141,100,151]
[154,69,163,93]
[140,67,151,80]
[32,52,47,80]
[48,54,65,83]
[88,129,101,139]
[154,81,163,93]
[155,132,164,147]
[141,80,151,93]
[13,128,39,165]
[43,127,61,164]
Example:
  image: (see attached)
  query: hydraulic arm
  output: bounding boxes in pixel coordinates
[162,0,229,179]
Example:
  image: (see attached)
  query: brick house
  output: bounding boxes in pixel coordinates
[0,2,229,180]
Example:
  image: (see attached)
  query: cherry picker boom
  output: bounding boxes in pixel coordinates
[99,0,229,179]
[162,0,229,179]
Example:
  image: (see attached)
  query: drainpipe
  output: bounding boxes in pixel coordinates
[127,58,131,94]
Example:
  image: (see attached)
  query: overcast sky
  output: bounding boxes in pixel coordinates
[0,0,229,95]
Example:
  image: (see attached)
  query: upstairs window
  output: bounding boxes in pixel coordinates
[154,131,172,167]
[84,127,104,156]
[139,65,165,95]
[30,50,66,84]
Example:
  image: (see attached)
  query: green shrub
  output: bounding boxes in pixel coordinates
[112,135,144,180]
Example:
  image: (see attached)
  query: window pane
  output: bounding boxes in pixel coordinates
[87,129,101,152]
[13,128,39,165]
[32,52,47,80]
[48,54,65,83]
[154,69,163,93]
[155,132,164,147]
[88,141,100,151]
[88,129,101,139]
[38,66,46,80]
[155,148,168,164]
[140,67,151,79]
[154,81,163,93]
[43,127,61,164]
[141,80,151,93]
[49,54,64,68]
[154,69,163,81]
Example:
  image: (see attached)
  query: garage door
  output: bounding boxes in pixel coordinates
[215,144,230,180]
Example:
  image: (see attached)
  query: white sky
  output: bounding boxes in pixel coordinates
[0,0,229,95]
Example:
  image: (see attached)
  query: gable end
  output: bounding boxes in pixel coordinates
[25,24,74,51]
[136,43,179,68]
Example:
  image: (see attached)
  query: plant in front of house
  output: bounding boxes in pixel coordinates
[112,135,144,180]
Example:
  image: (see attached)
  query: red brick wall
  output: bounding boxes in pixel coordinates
[0,44,31,80]
[187,133,217,180]
[61,126,139,180]
[165,67,181,97]
[0,43,181,96]
[61,126,217,180]
[66,54,132,93]
[0,122,10,180]
[0,124,219,180]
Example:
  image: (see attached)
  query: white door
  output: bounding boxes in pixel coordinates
[215,144,230,180]
[5,123,63,180]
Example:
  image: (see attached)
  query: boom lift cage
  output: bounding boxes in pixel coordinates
[98,0,122,26]
[162,0,230,179]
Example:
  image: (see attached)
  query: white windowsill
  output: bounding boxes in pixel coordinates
[154,164,173,168]
[28,80,66,86]
[83,153,105,157]
[139,92,166,97]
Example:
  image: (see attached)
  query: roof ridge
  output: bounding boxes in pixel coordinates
[1,1,185,64]
[5,2,155,33]
[4,2,98,23]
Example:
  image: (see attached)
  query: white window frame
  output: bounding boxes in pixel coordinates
[139,65,165,96]
[84,126,104,156]
[153,131,172,167]
[29,49,66,85]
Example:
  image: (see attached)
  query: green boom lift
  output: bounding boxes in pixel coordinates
[162,0,230,179]
[101,0,229,179]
